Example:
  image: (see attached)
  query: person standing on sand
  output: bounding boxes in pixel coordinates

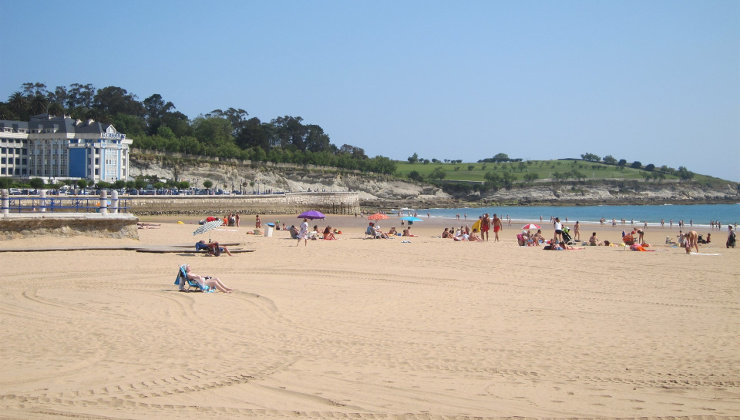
[481,213,491,241]
[684,230,699,254]
[492,213,503,242]
[297,218,309,246]
[255,215,261,228]
[726,225,736,248]
[553,217,563,243]
[574,221,581,241]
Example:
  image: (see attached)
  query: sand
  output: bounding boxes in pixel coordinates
[1,214,738,419]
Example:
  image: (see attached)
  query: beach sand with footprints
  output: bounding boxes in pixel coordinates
[1,214,738,418]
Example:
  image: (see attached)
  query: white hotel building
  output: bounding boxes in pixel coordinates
[0,114,132,183]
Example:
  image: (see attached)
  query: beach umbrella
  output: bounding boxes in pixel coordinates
[298,210,326,220]
[367,212,389,220]
[400,216,423,222]
[522,223,541,230]
[193,219,223,236]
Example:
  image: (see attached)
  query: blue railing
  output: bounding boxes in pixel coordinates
[3,196,130,213]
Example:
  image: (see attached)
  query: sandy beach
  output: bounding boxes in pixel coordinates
[1,213,738,419]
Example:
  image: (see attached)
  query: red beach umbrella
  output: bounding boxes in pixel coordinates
[522,223,541,230]
[367,213,389,221]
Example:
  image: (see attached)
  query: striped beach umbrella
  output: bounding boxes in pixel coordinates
[193,219,223,236]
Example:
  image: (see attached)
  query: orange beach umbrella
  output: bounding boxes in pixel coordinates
[367,212,389,221]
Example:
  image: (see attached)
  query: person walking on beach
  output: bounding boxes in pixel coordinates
[492,213,503,242]
[481,213,491,241]
[573,221,581,241]
[255,215,261,228]
[727,225,736,248]
[297,218,309,246]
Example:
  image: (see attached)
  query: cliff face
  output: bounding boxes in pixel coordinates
[130,155,739,208]
[130,156,453,208]
[482,181,740,205]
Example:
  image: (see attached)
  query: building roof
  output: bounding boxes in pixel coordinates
[0,120,29,130]
[25,114,121,136]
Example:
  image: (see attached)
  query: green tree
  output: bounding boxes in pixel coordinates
[407,153,420,163]
[29,93,49,115]
[581,153,600,162]
[203,180,213,189]
[76,179,88,189]
[408,170,423,182]
[193,116,234,147]
[0,177,14,189]
[28,178,45,189]
[429,167,446,180]
[93,86,144,122]
[8,91,29,119]
[112,114,147,138]
[523,173,539,183]
[677,166,694,180]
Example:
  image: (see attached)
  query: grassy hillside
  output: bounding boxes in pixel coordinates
[393,159,730,186]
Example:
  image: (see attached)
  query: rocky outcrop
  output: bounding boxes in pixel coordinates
[130,154,453,209]
[481,180,740,205]
[130,154,739,208]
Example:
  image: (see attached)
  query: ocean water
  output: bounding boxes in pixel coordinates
[408,204,740,228]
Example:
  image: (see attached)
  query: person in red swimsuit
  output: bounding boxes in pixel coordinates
[481,213,491,241]
[492,213,503,242]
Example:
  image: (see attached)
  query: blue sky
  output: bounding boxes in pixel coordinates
[2,0,739,181]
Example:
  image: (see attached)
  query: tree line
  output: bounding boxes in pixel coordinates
[579,152,694,180]
[0,82,396,175]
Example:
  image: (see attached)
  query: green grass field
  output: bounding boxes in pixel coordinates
[394,159,678,183]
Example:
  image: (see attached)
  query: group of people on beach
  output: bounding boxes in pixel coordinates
[366,222,413,239]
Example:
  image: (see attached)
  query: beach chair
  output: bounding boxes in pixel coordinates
[174,264,213,292]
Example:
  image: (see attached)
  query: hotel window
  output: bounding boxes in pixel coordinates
[1,158,4,164]
[1,168,5,174]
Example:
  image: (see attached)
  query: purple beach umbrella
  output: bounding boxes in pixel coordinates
[298,210,326,220]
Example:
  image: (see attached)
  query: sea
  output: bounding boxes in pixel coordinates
[404,204,740,228]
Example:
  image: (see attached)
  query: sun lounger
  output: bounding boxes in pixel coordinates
[174,264,213,292]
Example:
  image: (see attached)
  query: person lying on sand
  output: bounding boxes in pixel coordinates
[196,240,232,256]
[184,264,233,293]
